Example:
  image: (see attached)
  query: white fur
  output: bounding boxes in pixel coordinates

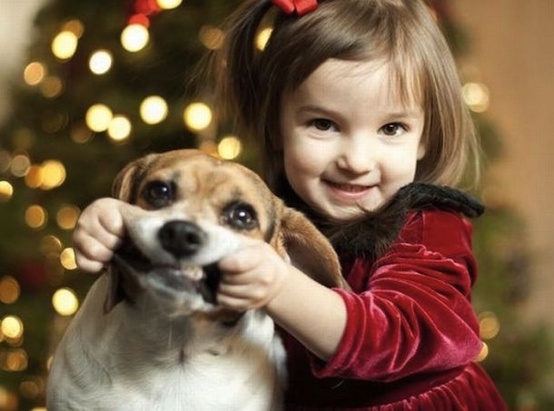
[47,206,286,411]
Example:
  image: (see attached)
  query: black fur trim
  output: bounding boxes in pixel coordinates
[280,181,484,262]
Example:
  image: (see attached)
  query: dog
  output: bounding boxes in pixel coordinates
[47,149,346,411]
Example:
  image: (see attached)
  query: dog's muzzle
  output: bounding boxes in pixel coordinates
[112,221,221,304]
[158,220,206,259]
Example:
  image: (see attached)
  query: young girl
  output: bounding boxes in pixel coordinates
[73,0,507,409]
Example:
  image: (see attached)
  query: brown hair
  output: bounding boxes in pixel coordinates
[208,0,480,194]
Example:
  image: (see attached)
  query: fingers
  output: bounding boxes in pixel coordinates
[72,198,126,273]
[217,240,288,310]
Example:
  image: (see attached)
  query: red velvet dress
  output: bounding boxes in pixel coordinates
[282,209,507,410]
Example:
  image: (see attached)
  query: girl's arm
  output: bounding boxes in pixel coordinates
[73,198,127,272]
[217,238,347,360]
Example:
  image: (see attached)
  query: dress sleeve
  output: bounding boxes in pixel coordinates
[312,210,483,382]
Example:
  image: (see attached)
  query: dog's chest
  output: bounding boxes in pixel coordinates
[96,309,285,410]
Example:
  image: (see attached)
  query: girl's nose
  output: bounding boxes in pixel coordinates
[336,137,376,174]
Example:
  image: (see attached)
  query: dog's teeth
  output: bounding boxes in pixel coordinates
[179,265,203,281]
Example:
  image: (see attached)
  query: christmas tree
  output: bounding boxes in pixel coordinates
[0,0,552,409]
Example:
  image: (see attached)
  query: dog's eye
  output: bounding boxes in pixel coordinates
[222,202,258,231]
[142,181,173,208]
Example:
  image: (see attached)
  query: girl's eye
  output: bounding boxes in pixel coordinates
[380,122,407,136]
[310,118,336,132]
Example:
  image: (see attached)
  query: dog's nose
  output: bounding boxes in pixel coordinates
[158,221,206,259]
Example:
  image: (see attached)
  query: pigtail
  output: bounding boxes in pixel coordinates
[211,0,273,136]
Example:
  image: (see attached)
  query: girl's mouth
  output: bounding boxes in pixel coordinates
[324,180,376,201]
[328,182,370,193]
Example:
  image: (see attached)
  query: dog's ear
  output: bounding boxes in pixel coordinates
[278,206,349,290]
[103,254,142,313]
[103,266,124,313]
[112,154,157,202]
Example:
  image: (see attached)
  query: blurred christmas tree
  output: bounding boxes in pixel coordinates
[0,0,552,410]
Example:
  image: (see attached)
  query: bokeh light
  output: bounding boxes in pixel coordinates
[10,155,31,178]
[218,136,243,160]
[60,248,77,270]
[51,31,78,60]
[199,25,224,50]
[183,102,212,132]
[157,0,183,9]
[121,24,150,52]
[0,277,20,305]
[0,181,14,202]
[86,104,113,132]
[107,115,132,142]
[25,205,48,229]
[56,205,80,230]
[140,96,168,124]
[479,311,501,340]
[23,62,46,86]
[256,27,273,51]
[462,82,490,113]
[40,160,66,190]
[52,288,79,316]
[89,50,113,75]
[1,316,24,340]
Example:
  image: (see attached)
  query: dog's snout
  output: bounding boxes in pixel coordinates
[158,221,206,259]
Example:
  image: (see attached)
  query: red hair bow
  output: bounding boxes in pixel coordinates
[272,0,318,16]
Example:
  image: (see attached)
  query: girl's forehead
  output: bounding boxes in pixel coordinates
[291,58,423,110]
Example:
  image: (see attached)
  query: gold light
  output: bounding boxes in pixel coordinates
[0,181,13,202]
[39,76,63,98]
[86,104,113,132]
[39,235,63,257]
[183,102,212,132]
[1,316,23,340]
[2,348,28,372]
[51,31,78,60]
[218,136,243,160]
[140,96,168,124]
[0,277,20,305]
[10,154,31,178]
[62,19,84,37]
[479,311,501,340]
[25,165,43,188]
[89,50,113,75]
[23,61,46,86]
[199,25,224,50]
[56,205,80,230]
[462,82,490,113]
[25,205,47,229]
[157,0,183,9]
[107,115,132,142]
[52,288,79,316]
[60,248,77,270]
[121,24,150,52]
[40,160,66,190]
[256,27,273,51]
[476,342,489,362]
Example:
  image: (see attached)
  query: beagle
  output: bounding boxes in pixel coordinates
[47,149,346,411]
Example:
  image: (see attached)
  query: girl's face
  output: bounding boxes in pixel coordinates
[280,59,426,221]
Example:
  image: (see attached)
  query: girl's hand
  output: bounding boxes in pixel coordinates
[72,198,126,273]
[217,235,347,360]
[217,238,290,311]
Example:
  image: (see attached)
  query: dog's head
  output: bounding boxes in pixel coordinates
[106,149,347,316]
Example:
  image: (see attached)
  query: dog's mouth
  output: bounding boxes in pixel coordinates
[112,239,221,304]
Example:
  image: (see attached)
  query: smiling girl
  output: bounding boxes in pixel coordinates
[73,0,507,409]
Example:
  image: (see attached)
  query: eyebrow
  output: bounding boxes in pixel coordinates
[297,104,423,120]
